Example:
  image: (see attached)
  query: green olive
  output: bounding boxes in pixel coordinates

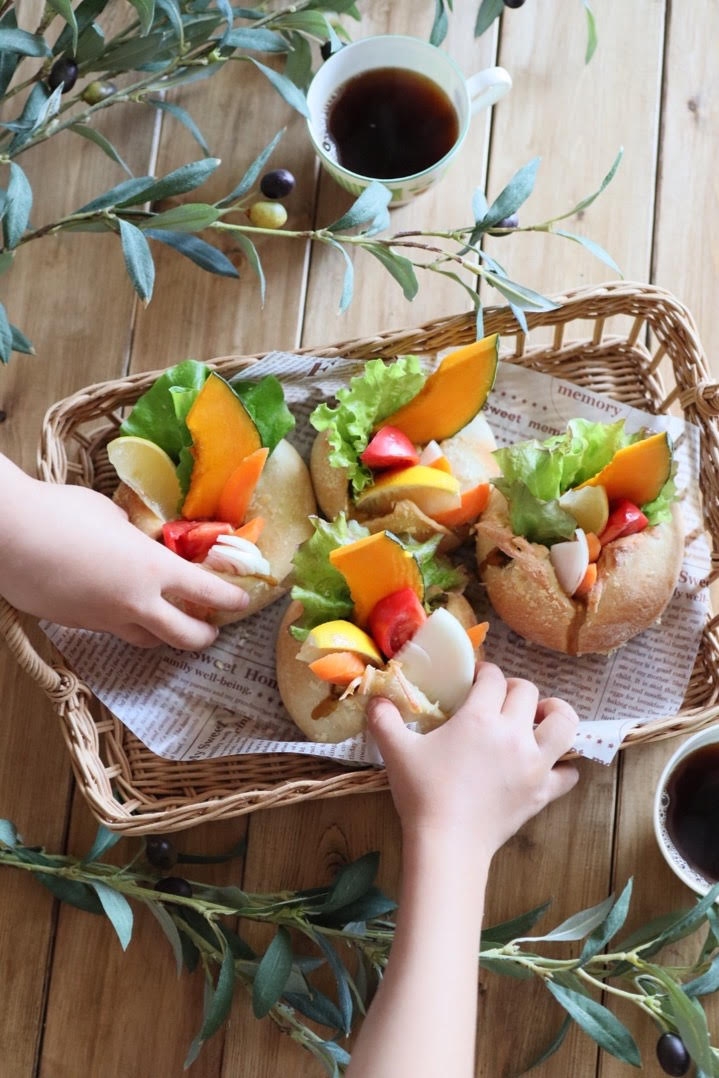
[248,201,288,229]
[82,80,118,105]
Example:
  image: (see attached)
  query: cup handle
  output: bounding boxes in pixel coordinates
[466,66,512,114]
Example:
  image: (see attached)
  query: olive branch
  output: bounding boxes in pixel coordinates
[0,0,614,361]
[2,817,718,1076]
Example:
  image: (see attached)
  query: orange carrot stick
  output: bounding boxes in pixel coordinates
[429,455,452,474]
[574,562,598,597]
[433,482,490,527]
[309,651,368,686]
[233,516,265,544]
[217,446,269,527]
[466,621,490,650]
[586,531,602,562]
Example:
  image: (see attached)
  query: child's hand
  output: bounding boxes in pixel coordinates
[367,662,580,859]
[0,459,249,649]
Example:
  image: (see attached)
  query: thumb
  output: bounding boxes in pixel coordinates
[366,696,411,766]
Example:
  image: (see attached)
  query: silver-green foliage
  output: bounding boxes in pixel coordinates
[3,819,719,1075]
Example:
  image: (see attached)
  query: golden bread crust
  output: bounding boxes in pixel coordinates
[475,489,684,655]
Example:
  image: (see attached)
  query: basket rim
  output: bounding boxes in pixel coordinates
[8,279,719,833]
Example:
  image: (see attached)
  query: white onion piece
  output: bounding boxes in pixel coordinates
[419,439,443,465]
[204,536,271,577]
[549,528,590,596]
[395,607,475,715]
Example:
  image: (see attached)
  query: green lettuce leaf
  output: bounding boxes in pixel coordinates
[290,515,369,640]
[230,373,295,452]
[120,359,209,459]
[492,419,677,543]
[310,356,426,495]
[402,535,465,601]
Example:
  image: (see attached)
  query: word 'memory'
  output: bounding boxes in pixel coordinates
[555,383,624,418]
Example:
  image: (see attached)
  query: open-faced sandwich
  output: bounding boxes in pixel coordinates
[475,418,684,655]
[276,514,488,743]
[309,335,500,551]
[107,360,316,624]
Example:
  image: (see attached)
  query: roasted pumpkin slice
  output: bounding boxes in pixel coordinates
[329,531,424,625]
[379,334,499,443]
[579,431,672,507]
[182,373,262,520]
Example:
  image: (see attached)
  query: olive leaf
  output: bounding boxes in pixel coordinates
[35,873,105,914]
[0,818,18,847]
[232,233,266,300]
[517,1014,573,1074]
[474,0,504,37]
[76,24,106,65]
[577,878,633,964]
[582,0,598,63]
[327,238,354,312]
[684,953,719,999]
[119,218,156,302]
[642,964,716,1075]
[145,899,185,977]
[69,123,133,177]
[482,900,552,945]
[313,932,353,1034]
[546,980,641,1066]
[252,925,294,1018]
[185,946,236,1067]
[155,0,184,45]
[326,181,392,235]
[515,890,617,944]
[10,321,34,355]
[479,158,541,231]
[0,28,52,57]
[216,128,285,206]
[46,0,79,54]
[146,202,220,232]
[128,0,156,36]
[221,27,292,53]
[0,300,13,362]
[90,882,134,950]
[53,0,110,55]
[316,851,380,915]
[149,98,211,156]
[283,989,345,1032]
[82,823,123,863]
[365,244,419,301]
[243,57,310,117]
[2,162,32,249]
[430,0,452,46]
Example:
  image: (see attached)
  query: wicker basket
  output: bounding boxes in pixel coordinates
[4,281,719,834]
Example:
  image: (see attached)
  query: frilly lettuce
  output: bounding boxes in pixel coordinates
[290,515,465,640]
[492,419,677,544]
[310,356,426,495]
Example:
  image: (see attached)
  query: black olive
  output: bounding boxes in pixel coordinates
[320,40,335,61]
[47,57,78,94]
[259,168,296,200]
[145,835,178,871]
[154,876,193,899]
[503,0,527,8]
[656,1032,691,1076]
[82,80,117,105]
[496,213,519,231]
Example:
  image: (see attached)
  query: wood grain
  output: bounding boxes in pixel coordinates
[0,2,717,1077]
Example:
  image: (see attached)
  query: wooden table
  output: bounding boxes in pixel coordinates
[1,2,717,1075]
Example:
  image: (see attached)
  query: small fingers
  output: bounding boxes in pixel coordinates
[137,601,221,651]
[460,662,508,716]
[165,561,250,615]
[501,677,539,724]
[366,696,413,767]
[543,762,581,805]
[535,697,580,762]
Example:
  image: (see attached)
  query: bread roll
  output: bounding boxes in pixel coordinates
[277,593,478,743]
[475,488,684,655]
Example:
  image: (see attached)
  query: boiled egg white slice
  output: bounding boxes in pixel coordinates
[549,528,590,596]
[418,439,444,465]
[394,607,475,715]
[204,534,271,577]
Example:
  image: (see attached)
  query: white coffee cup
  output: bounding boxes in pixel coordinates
[306,35,512,207]
[653,724,719,896]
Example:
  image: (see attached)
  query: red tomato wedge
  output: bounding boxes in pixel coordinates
[163,520,233,561]
[360,426,420,471]
[367,587,427,659]
[598,499,648,546]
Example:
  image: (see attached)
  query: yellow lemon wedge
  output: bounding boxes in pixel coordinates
[354,464,461,519]
[107,435,182,521]
[297,620,382,665]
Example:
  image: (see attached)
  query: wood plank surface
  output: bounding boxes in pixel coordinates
[0,2,717,1077]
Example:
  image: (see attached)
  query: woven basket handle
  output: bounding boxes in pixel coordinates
[0,595,75,698]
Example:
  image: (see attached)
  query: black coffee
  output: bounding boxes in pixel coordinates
[326,67,459,180]
[665,743,719,881]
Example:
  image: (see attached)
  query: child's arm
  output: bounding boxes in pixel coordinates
[0,454,249,649]
[346,663,580,1078]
